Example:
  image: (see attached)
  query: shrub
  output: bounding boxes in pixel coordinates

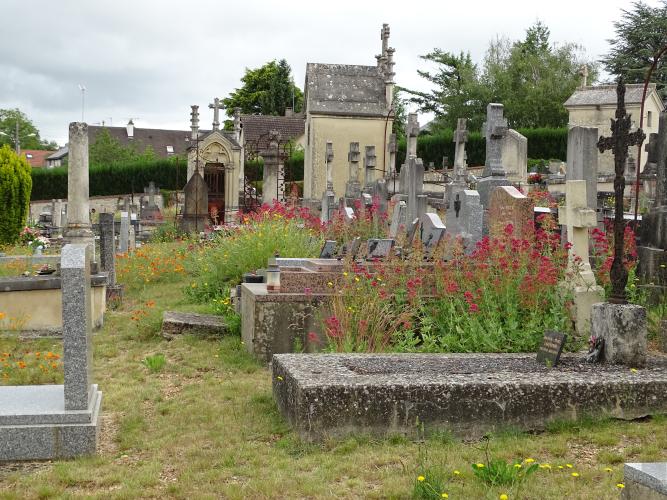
[0,145,32,244]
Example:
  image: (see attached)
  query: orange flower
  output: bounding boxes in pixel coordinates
[17,361,26,369]
[0,312,6,320]
[51,363,58,369]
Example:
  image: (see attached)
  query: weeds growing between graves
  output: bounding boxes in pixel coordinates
[0,339,63,385]
[142,353,166,373]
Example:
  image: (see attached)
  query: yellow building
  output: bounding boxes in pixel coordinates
[564,83,664,174]
[303,24,395,201]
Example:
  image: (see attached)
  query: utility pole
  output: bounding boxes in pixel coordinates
[15,120,19,155]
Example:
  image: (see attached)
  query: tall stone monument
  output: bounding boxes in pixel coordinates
[262,130,282,204]
[364,145,377,189]
[558,180,604,334]
[320,142,336,222]
[400,113,427,223]
[64,122,95,256]
[477,104,511,208]
[445,118,469,235]
[566,126,599,210]
[638,110,667,288]
[345,142,361,199]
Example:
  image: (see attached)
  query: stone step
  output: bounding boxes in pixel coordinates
[161,311,227,339]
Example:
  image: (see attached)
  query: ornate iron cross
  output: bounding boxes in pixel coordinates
[596,79,646,303]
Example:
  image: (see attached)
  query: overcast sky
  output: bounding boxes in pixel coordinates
[0,0,655,146]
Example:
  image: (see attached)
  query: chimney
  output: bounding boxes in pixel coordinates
[126,119,134,139]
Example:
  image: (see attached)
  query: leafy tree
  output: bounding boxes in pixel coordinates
[402,50,489,131]
[602,1,667,96]
[222,59,304,118]
[483,22,594,128]
[89,128,155,167]
[391,91,408,140]
[0,108,58,151]
[0,145,32,244]
[404,22,595,130]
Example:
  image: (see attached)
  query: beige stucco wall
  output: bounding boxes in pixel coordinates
[186,131,243,223]
[0,286,106,332]
[567,95,663,175]
[304,115,393,200]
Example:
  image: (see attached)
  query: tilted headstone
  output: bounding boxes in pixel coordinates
[566,126,599,210]
[345,142,361,199]
[406,218,421,246]
[420,213,446,250]
[488,186,534,240]
[389,200,407,238]
[343,206,356,222]
[558,181,604,333]
[366,238,395,259]
[319,240,337,259]
[348,237,362,259]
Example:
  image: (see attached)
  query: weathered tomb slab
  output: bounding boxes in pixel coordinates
[161,311,227,339]
[623,463,667,499]
[273,353,667,441]
[488,185,534,239]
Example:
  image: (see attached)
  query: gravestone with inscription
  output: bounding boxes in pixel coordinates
[488,186,534,240]
[536,330,567,367]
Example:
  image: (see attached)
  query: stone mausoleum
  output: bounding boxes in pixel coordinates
[303,24,395,202]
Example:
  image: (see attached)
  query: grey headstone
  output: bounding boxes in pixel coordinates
[346,142,361,198]
[119,211,129,253]
[389,201,407,238]
[98,213,115,285]
[624,463,667,497]
[420,212,446,249]
[364,146,377,188]
[319,240,337,259]
[343,206,356,222]
[367,239,395,259]
[460,190,484,252]
[61,244,93,411]
[566,126,598,209]
[482,103,508,177]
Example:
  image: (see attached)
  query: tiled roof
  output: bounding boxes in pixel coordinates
[21,149,52,167]
[47,146,68,160]
[305,63,390,117]
[241,115,305,150]
[86,125,241,159]
[564,83,658,107]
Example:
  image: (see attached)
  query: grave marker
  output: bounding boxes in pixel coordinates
[536,331,567,367]
[488,186,534,240]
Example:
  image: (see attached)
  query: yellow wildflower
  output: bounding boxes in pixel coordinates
[276,376,283,381]
[514,463,522,468]
[525,458,535,463]
[566,464,573,468]
[616,483,625,489]
[604,467,613,472]
[475,463,485,469]
[327,281,333,287]
[571,472,579,477]
[441,494,448,499]
[630,368,638,373]
[500,495,509,500]
[417,475,425,482]
[453,470,460,475]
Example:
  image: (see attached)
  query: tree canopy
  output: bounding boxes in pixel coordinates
[89,128,155,167]
[0,108,58,151]
[222,59,304,120]
[403,22,595,131]
[602,1,667,96]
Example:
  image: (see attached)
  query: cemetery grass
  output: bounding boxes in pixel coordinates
[0,251,666,498]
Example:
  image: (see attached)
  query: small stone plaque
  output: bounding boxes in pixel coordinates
[536,330,566,367]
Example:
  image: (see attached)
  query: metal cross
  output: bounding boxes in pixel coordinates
[596,79,646,304]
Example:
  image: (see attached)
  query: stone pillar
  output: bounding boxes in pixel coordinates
[567,126,598,210]
[64,123,95,253]
[591,303,647,368]
[321,142,336,222]
[61,244,93,410]
[262,130,281,204]
[345,142,361,199]
[119,211,129,254]
[52,199,63,228]
[98,213,115,285]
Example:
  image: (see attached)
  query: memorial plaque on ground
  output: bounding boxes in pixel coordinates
[536,330,567,367]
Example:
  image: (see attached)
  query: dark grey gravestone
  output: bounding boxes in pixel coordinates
[366,239,395,259]
[623,463,667,498]
[62,244,94,410]
[98,213,116,285]
[349,237,362,259]
[536,331,567,367]
[119,211,130,253]
[319,240,337,259]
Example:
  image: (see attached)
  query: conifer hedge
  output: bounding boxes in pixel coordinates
[0,145,32,243]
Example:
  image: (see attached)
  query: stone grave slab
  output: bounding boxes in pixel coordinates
[624,463,667,499]
[161,311,228,339]
[366,239,395,259]
[273,353,667,442]
[488,186,534,239]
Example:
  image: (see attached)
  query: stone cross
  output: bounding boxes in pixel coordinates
[364,145,376,187]
[596,80,646,304]
[406,113,419,159]
[579,65,588,87]
[98,213,116,286]
[388,133,397,177]
[61,244,93,411]
[209,98,223,132]
[453,118,468,185]
[262,130,282,203]
[147,181,157,208]
[190,105,200,140]
[558,181,598,286]
[321,142,335,222]
[482,103,508,177]
[325,141,334,189]
[65,122,95,256]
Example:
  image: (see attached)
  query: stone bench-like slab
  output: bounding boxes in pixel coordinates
[623,463,667,499]
[161,311,227,339]
[273,353,667,442]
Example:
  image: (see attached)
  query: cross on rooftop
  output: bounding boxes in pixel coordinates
[596,79,646,304]
[209,97,224,132]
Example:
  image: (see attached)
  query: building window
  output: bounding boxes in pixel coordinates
[166,145,174,155]
[647,111,653,128]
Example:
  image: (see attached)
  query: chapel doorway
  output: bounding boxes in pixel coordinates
[204,163,225,224]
